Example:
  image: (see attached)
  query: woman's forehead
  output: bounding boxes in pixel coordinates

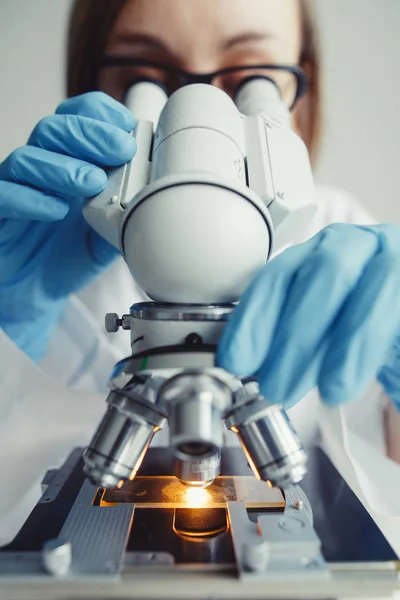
[106,0,302,64]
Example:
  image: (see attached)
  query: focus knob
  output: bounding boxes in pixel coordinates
[105,313,121,333]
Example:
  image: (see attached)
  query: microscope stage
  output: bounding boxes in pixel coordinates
[0,447,398,600]
[97,474,284,566]
[99,475,284,508]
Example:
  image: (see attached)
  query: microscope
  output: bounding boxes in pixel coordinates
[0,78,398,597]
[81,76,316,491]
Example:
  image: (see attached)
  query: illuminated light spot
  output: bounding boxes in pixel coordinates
[185,486,210,508]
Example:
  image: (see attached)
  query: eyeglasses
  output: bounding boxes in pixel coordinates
[97,57,309,110]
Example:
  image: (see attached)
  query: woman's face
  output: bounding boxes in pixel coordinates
[99,0,302,105]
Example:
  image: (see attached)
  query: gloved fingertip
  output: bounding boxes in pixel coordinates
[377,368,400,409]
[117,134,137,164]
[103,132,137,166]
[122,111,137,132]
[282,397,301,410]
[215,351,234,373]
[88,230,121,267]
[376,368,388,388]
[318,383,349,407]
[215,344,253,378]
[215,347,232,371]
[76,166,107,196]
[257,375,282,406]
[96,91,137,131]
[258,371,311,409]
[56,92,137,132]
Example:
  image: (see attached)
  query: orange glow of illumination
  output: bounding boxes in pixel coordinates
[185,486,210,508]
[117,480,124,489]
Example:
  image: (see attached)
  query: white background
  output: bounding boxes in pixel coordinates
[0,0,399,223]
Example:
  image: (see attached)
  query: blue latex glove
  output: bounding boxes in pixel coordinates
[217,223,400,408]
[0,92,137,361]
[377,339,400,411]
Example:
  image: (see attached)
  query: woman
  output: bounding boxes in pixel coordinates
[0,0,399,541]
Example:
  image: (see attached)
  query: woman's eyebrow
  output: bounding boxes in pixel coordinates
[222,31,274,50]
[108,33,171,54]
[107,31,274,57]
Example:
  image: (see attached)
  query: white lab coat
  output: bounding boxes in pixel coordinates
[0,185,399,550]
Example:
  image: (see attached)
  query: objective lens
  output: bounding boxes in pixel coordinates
[174,453,221,488]
[234,408,307,488]
[226,392,307,489]
[177,442,214,457]
[83,390,165,488]
[160,373,229,470]
[169,397,222,461]
[83,405,155,488]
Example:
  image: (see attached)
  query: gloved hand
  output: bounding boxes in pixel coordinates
[216,223,400,408]
[377,339,400,412]
[0,92,137,361]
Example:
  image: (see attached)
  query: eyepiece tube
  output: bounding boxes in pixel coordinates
[83,390,166,488]
[225,391,307,488]
[125,80,168,124]
[235,77,291,126]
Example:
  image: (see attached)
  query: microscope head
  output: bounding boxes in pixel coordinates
[120,82,273,304]
[84,77,315,303]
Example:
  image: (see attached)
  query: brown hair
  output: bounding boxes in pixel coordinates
[67,0,321,161]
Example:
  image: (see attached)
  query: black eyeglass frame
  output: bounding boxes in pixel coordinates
[97,57,309,110]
